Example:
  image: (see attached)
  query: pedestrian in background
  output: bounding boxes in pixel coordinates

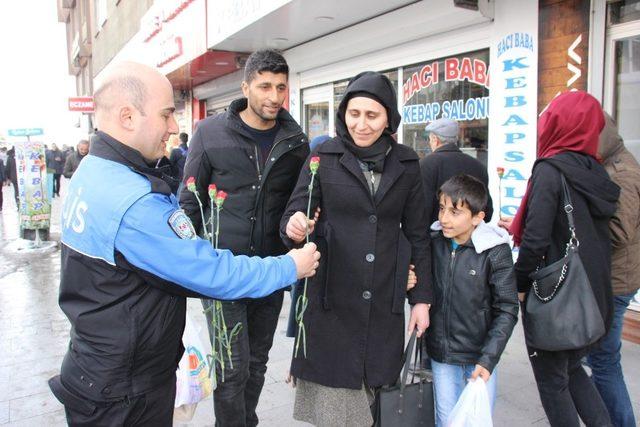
[48,61,320,426]
[587,112,639,427]
[512,91,619,427]
[169,132,189,183]
[63,139,89,179]
[47,143,65,197]
[419,118,493,224]
[282,71,431,426]
[5,147,18,208]
[0,154,5,211]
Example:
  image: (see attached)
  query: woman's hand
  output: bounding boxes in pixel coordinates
[408,303,430,338]
[470,364,491,382]
[286,211,316,243]
[497,217,513,233]
[406,264,416,291]
[518,292,526,302]
[285,371,296,388]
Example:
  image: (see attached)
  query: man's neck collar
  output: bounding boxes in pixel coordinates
[239,108,277,131]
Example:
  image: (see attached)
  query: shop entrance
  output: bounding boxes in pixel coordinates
[302,84,333,142]
[603,0,640,314]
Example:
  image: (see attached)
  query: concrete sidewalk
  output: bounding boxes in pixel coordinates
[0,184,638,426]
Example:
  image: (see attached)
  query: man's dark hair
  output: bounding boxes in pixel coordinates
[438,174,488,216]
[244,49,288,83]
[179,132,188,144]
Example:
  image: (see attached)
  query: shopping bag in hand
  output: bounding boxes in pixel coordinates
[447,379,493,427]
[174,313,213,421]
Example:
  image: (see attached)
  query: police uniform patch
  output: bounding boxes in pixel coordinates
[168,209,197,240]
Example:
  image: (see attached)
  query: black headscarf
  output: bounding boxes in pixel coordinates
[336,71,402,172]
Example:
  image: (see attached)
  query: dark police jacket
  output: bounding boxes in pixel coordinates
[180,98,309,259]
[52,132,297,405]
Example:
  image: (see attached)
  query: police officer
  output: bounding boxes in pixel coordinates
[48,61,320,426]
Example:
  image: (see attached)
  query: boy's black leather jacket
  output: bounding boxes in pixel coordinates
[425,222,519,372]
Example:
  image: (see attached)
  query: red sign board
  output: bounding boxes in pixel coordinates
[68,97,94,113]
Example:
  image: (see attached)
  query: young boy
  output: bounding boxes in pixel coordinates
[426,174,518,426]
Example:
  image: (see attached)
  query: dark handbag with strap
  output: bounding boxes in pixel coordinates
[374,330,435,426]
[524,175,606,351]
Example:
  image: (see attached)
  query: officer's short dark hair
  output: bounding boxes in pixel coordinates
[244,49,289,83]
[179,132,188,144]
[438,174,488,216]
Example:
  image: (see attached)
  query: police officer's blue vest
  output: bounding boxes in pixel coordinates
[61,155,151,265]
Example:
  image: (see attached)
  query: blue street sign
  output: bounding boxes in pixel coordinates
[8,128,44,137]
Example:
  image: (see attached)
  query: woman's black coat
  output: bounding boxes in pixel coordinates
[280,137,432,389]
[515,152,620,334]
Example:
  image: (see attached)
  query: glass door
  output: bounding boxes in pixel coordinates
[604,3,640,311]
[302,84,334,142]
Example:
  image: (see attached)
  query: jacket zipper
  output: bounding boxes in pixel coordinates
[443,247,457,361]
[247,132,304,252]
[369,172,376,195]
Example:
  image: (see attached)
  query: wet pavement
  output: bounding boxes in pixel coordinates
[0,182,638,426]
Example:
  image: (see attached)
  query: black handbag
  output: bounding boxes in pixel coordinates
[374,330,435,427]
[524,175,606,351]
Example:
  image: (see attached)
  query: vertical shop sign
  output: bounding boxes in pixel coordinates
[489,1,538,219]
[15,141,51,230]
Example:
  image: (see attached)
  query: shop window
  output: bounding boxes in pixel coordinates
[333,70,399,108]
[95,0,108,35]
[614,36,640,160]
[401,50,490,164]
[304,103,330,142]
[608,0,640,25]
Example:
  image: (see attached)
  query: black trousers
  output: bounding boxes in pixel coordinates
[202,290,284,427]
[49,375,176,426]
[527,344,613,427]
[11,179,18,207]
[53,173,62,195]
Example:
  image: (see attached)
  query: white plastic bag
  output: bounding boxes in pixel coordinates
[447,379,493,427]
[174,313,213,421]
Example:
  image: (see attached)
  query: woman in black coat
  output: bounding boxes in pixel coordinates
[511,91,619,427]
[280,71,432,426]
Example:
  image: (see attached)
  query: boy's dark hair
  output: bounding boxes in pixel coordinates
[179,132,188,143]
[244,49,289,83]
[438,174,488,216]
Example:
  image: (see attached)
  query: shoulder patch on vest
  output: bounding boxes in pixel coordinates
[168,210,197,240]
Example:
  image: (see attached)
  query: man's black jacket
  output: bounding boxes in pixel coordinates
[179,98,309,258]
[419,143,493,223]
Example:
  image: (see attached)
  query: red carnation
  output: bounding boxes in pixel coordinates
[208,184,217,199]
[186,176,196,192]
[309,156,320,173]
[215,191,228,208]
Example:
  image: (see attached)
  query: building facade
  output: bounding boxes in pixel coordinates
[59,0,640,339]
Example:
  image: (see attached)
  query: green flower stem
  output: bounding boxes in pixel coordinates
[193,191,208,238]
[294,172,316,358]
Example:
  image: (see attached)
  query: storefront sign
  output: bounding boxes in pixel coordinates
[15,141,51,230]
[8,128,43,137]
[139,0,206,73]
[402,57,490,125]
[488,0,539,219]
[537,0,589,112]
[68,97,94,113]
